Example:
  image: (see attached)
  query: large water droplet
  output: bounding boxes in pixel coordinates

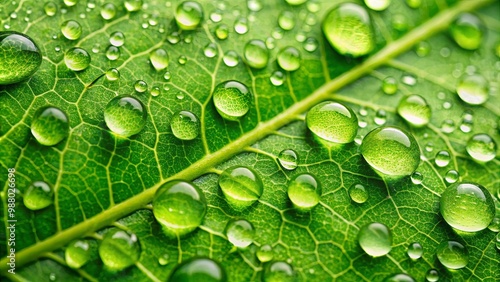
[124,0,142,12]
[364,0,391,11]
[64,47,91,71]
[0,31,42,85]
[322,3,374,57]
[450,13,484,50]
[407,242,423,260]
[244,39,269,69]
[31,106,69,146]
[99,228,141,271]
[263,261,297,282]
[278,149,298,170]
[153,180,207,237]
[168,257,226,282]
[349,183,368,204]
[257,245,274,262]
[61,20,82,40]
[287,173,321,211]
[466,134,496,162]
[149,48,169,71]
[65,240,91,269]
[104,95,147,137]
[170,111,200,141]
[440,182,495,232]
[358,222,392,257]
[175,1,203,30]
[444,170,459,184]
[360,126,420,177]
[225,219,255,249]
[218,166,263,210]
[456,74,488,105]
[397,95,431,127]
[436,241,468,269]
[306,101,358,144]
[277,46,301,71]
[213,80,251,121]
[23,181,53,210]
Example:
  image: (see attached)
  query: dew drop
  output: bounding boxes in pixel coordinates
[150,86,160,97]
[44,2,57,16]
[223,50,239,67]
[213,80,251,121]
[306,101,358,144]
[178,55,187,65]
[218,166,263,210]
[257,245,274,262]
[244,39,269,69]
[440,119,455,134]
[466,133,497,162]
[65,240,91,269]
[407,242,423,260]
[204,42,218,58]
[364,0,390,11]
[92,43,100,53]
[270,71,285,86]
[410,171,423,185]
[234,17,249,34]
[109,31,125,47]
[31,106,70,146]
[436,241,468,269]
[322,3,374,57]
[63,0,77,7]
[263,261,297,282]
[278,11,296,31]
[440,182,495,232]
[405,0,421,8]
[105,45,120,61]
[167,31,181,44]
[101,3,117,20]
[99,228,141,271]
[434,150,450,167]
[153,180,207,237]
[488,216,500,232]
[0,31,42,85]
[104,95,147,137]
[215,24,229,40]
[61,20,82,40]
[278,149,298,171]
[415,41,431,57]
[444,170,459,184]
[384,274,415,282]
[105,68,120,81]
[358,222,392,257]
[158,254,169,266]
[175,1,203,30]
[360,126,420,177]
[210,10,222,22]
[303,37,318,52]
[134,80,148,93]
[168,257,226,282]
[149,48,169,71]
[374,109,387,125]
[450,13,484,50]
[382,77,398,95]
[425,269,439,282]
[349,183,368,204]
[170,111,200,140]
[277,46,301,71]
[225,219,255,249]
[124,0,143,12]
[287,173,321,211]
[23,181,53,210]
[401,74,417,86]
[456,74,489,105]
[397,94,431,127]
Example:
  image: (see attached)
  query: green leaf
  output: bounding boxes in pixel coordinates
[1,0,499,281]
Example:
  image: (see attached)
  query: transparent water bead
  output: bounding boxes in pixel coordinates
[263,261,297,282]
[0,31,42,85]
[466,133,497,162]
[101,3,117,20]
[109,31,125,47]
[358,222,392,257]
[360,126,420,177]
[61,20,82,40]
[149,48,169,71]
[349,183,368,204]
[23,181,53,210]
[213,80,251,121]
[440,182,495,232]
[244,39,269,69]
[278,11,295,30]
[407,242,423,260]
[104,95,147,137]
[223,50,239,67]
[234,17,249,34]
[306,101,358,144]
[410,172,423,185]
[444,170,459,184]
[65,47,91,71]
[434,150,450,167]
[98,228,141,271]
[384,274,415,282]
[168,257,226,282]
[397,95,431,127]
[425,269,439,282]
[382,77,398,95]
[450,13,484,50]
[270,71,285,86]
[44,2,57,16]
[257,245,274,262]
[170,111,200,140]
[287,173,321,211]
[105,68,120,81]
[31,106,70,146]
[204,42,218,58]
[218,166,263,210]
[124,0,142,12]
[153,180,207,237]
[456,74,488,105]
[322,3,374,57]
[225,219,255,249]
[215,24,229,40]
[277,46,301,71]
[278,149,298,170]
[65,240,91,269]
[175,1,203,30]
[364,0,391,11]
[134,80,147,93]
[436,241,468,269]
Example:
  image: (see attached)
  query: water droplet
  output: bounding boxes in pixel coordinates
[358,222,392,257]
[183,34,192,44]
[213,80,251,121]
[99,228,140,271]
[134,80,148,93]
[385,274,415,282]
[466,133,497,162]
[456,74,488,105]
[210,10,222,22]
[410,171,423,185]
[303,37,318,52]
[270,71,285,86]
[234,17,249,34]
[218,166,263,210]
[178,55,187,65]
[63,0,77,7]
[101,3,116,20]
[488,216,500,232]
[405,0,421,8]
[170,111,200,140]
[278,11,295,31]
[0,31,42,85]
[31,106,70,146]
[109,31,125,47]
[176,93,185,100]
[153,180,207,237]
[440,119,455,134]
[287,173,321,211]
[105,68,120,81]
[167,31,180,44]
[149,48,169,71]
[257,245,274,262]
[158,254,169,266]
[44,2,57,16]
[436,241,468,269]
[91,43,100,53]
[223,50,239,67]
[23,181,53,210]
[244,39,269,69]
[225,219,255,249]
[124,0,143,12]
[323,3,374,57]
[364,0,390,11]
[105,45,120,61]
[277,46,301,71]
[247,0,263,12]
[397,94,431,128]
[306,101,358,144]
[374,109,387,125]
[168,257,226,282]
[65,240,90,269]
[204,42,218,58]
[64,47,91,71]
[104,95,147,137]
[440,47,451,58]
[434,150,450,167]
[444,170,459,184]
[175,1,203,30]
[49,273,56,281]
[407,242,423,260]
[278,149,298,170]
[61,20,82,40]
[349,183,368,204]
[413,41,431,57]
[382,77,398,95]
[263,261,297,282]
[401,74,417,86]
[440,182,495,232]
[425,269,439,282]
[450,13,483,50]
[215,24,229,40]
[361,127,420,177]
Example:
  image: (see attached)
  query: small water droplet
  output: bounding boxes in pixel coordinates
[440,119,455,133]
[219,166,263,210]
[101,3,117,20]
[244,39,269,69]
[210,10,222,22]
[109,31,125,47]
[225,219,255,249]
[158,254,169,266]
[215,24,229,40]
[150,86,160,97]
[358,222,392,257]
[401,74,417,86]
[278,149,298,170]
[44,2,57,16]
[434,150,450,167]
[204,42,218,58]
[178,55,187,65]
[105,68,120,81]
[150,48,169,71]
[405,0,421,8]
[487,216,500,232]
[270,71,285,86]
[397,94,431,127]
[410,172,423,185]
[444,170,459,184]
[65,240,91,269]
[303,37,318,52]
[374,109,387,125]
[278,11,296,31]
[263,261,296,282]
[105,45,120,61]
[364,0,391,11]
[382,77,398,95]
[23,181,53,210]
[124,0,143,12]
[407,242,423,260]
[257,245,273,262]
[223,50,239,67]
[64,47,91,71]
[440,47,451,58]
[415,41,431,57]
[134,80,147,93]
[167,31,181,44]
[277,46,301,72]
[234,17,249,34]
[349,183,368,204]
[247,0,263,12]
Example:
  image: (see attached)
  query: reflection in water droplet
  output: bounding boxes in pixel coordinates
[278,11,295,31]
[99,228,141,271]
[410,172,423,185]
[104,95,147,137]
[234,17,249,34]
[223,50,239,67]
[175,1,204,30]
[168,257,226,282]
[150,48,169,71]
[61,20,82,40]
[436,241,468,269]
[225,219,255,249]
[364,0,391,11]
[218,166,263,210]
[101,3,117,20]
[349,183,368,204]
[456,74,489,105]
[65,240,91,269]
[287,173,321,211]
[170,111,200,140]
[466,133,497,162]
[105,68,120,81]
[407,242,423,260]
[358,222,392,257]
[109,31,125,47]
[434,150,450,167]
[450,13,484,50]
[382,77,398,95]
[105,45,120,61]
[306,101,358,144]
[134,80,148,93]
[257,245,274,262]
[204,42,218,58]
[213,80,251,120]
[278,149,298,170]
[215,24,229,40]
[270,71,285,86]
[444,170,459,184]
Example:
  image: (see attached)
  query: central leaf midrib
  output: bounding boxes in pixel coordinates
[2,0,493,273]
